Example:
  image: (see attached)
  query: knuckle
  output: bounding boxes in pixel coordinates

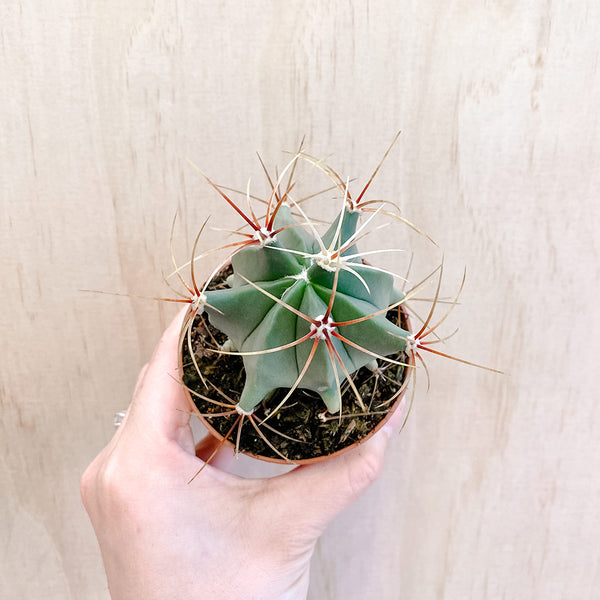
[80,450,134,512]
[98,456,127,498]
[79,464,96,508]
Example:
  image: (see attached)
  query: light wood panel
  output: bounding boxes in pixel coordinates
[1,1,599,598]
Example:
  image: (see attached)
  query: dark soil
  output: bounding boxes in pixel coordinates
[181,265,412,462]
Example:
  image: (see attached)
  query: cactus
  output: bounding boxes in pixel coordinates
[174,137,500,467]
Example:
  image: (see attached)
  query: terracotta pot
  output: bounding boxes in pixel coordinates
[179,303,414,465]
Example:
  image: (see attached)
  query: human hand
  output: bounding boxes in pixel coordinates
[81,309,403,600]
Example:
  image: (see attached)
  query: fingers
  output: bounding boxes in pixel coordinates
[127,307,193,440]
[380,400,406,437]
[271,405,405,533]
[195,434,236,471]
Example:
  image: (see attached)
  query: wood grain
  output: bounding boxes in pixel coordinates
[1,1,599,598]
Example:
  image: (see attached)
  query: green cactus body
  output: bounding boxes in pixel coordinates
[203,205,411,415]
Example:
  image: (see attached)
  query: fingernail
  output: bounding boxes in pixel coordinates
[381,423,395,438]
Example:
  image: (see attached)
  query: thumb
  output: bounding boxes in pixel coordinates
[272,406,404,533]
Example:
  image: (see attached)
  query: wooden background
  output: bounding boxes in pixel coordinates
[1,1,599,598]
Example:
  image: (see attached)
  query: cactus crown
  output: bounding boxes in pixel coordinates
[203,201,411,415]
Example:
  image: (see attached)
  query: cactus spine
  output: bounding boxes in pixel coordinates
[190,159,414,417]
